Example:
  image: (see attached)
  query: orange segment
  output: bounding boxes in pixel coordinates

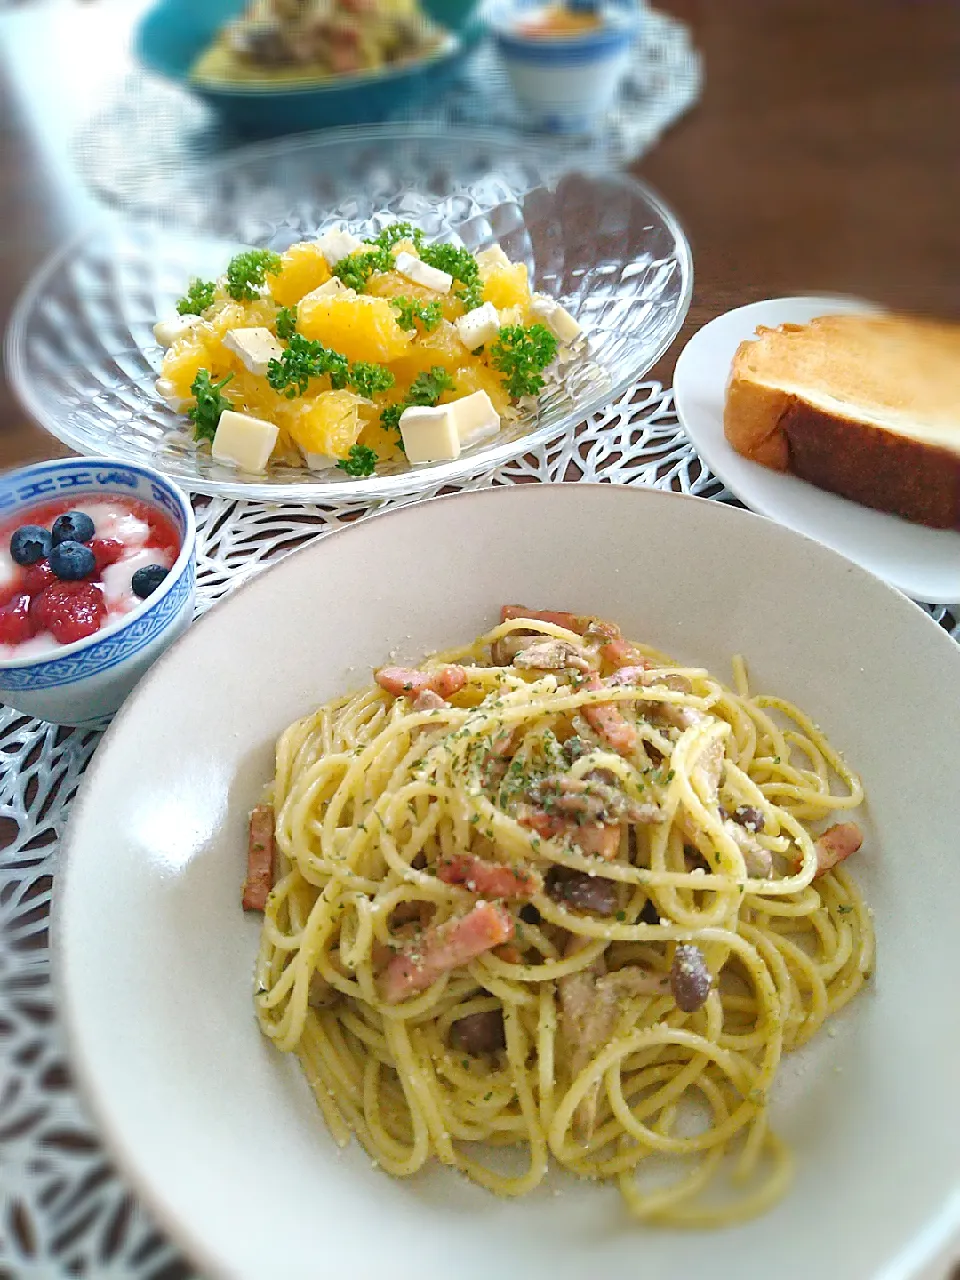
[297,293,412,364]
[285,389,368,459]
[441,364,511,417]
[389,320,465,382]
[482,263,532,312]
[268,242,332,308]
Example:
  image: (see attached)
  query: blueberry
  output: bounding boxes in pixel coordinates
[10,525,52,566]
[49,540,97,581]
[131,564,169,599]
[51,511,96,546]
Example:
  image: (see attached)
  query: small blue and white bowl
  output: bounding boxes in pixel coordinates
[491,0,641,133]
[0,459,196,727]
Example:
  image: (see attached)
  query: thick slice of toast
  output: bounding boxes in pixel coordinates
[723,313,960,528]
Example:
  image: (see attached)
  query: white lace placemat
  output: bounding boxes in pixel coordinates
[1,383,957,1278]
[72,8,701,213]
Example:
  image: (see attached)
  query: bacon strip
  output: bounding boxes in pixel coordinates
[437,853,540,899]
[500,605,587,633]
[375,664,467,699]
[583,619,646,669]
[581,674,638,756]
[380,901,514,1004]
[813,822,862,878]
[242,804,276,911]
[517,804,622,860]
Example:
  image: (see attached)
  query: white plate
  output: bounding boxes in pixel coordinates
[673,296,960,604]
[57,485,960,1280]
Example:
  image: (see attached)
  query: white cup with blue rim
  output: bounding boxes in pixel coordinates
[0,458,196,727]
[491,0,642,133]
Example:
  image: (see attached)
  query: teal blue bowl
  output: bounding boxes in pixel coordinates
[135,0,484,136]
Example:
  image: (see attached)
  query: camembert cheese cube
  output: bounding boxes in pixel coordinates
[394,251,453,295]
[531,295,582,344]
[455,302,501,351]
[222,327,284,377]
[153,314,202,348]
[399,404,460,464]
[475,244,511,273]
[317,228,363,267]
[300,450,338,471]
[302,277,353,303]
[212,410,279,473]
[448,390,501,450]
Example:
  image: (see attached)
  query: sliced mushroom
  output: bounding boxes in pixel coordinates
[451,1009,506,1056]
[413,688,446,712]
[546,866,618,916]
[651,702,706,731]
[670,944,711,1012]
[513,639,594,673]
[724,819,772,878]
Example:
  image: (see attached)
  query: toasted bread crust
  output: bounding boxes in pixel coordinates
[780,402,960,529]
[723,346,791,469]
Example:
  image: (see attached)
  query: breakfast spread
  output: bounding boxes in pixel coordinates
[0,498,179,656]
[191,0,448,86]
[723,313,960,529]
[155,225,582,477]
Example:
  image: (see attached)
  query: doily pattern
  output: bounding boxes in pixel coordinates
[1,383,956,1278]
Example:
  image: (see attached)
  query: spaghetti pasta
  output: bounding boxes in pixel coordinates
[251,608,874,1224]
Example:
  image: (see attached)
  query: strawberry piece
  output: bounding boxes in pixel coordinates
[32,582,106,645]
[20,559,57,596]
[90,537,124,570]
[0,594,37,644]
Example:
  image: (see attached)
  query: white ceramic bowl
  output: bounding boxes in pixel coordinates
[0,458,196,726]
[58,485,960,1279]
[491,1,641,132]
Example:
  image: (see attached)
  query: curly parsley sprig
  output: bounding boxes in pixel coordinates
[364,222,424,253]
[333,246,392,293]
[176,279,216,316]
[408,367,456,405]
[336,444,378,477]
[391,296,443,333]
[489,323,558,398]
[275,306,298,340]
[225,250,282,301]
[266,333,394,400]
[418,241,480,288]
[379,365,456,453]
[188,370,234,443]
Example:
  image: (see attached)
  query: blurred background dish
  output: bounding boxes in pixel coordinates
[136,0,484,132]
[490,0,641,133]
[7,127,692,503]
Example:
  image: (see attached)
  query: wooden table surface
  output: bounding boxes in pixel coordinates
[0,0,957,473]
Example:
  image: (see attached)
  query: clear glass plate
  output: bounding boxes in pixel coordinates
[7,126,692,502]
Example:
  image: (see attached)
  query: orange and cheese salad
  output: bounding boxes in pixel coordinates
[154,224,583,478]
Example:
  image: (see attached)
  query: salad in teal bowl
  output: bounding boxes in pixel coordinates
[136,0,484,134]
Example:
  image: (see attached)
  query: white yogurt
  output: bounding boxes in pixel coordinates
[101,546,175,613]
